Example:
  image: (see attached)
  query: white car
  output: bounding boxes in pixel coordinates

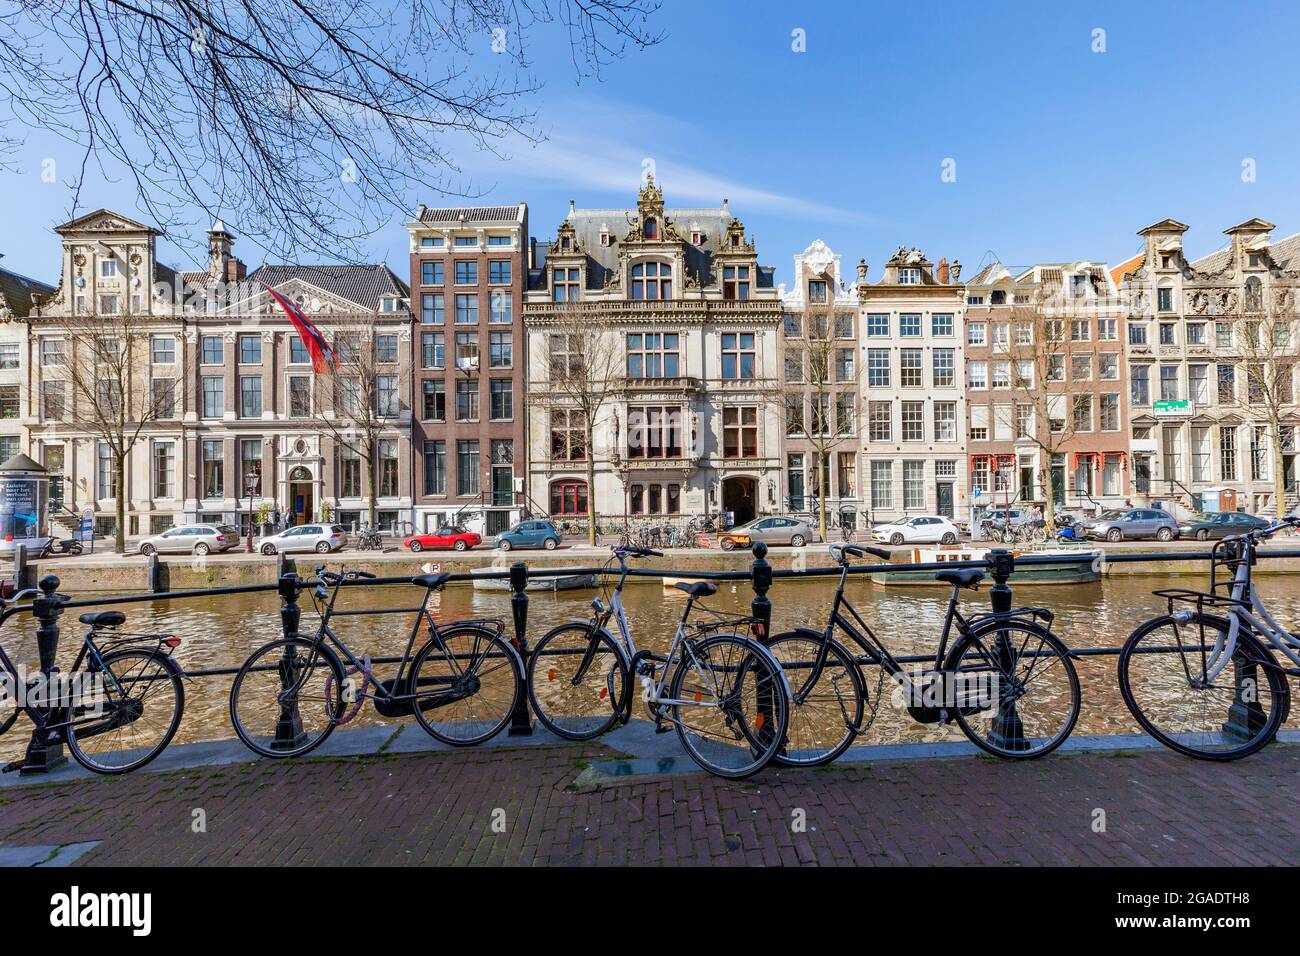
[872,515,961,546]
[258,524,348,555]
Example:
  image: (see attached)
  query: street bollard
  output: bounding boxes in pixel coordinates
[985,549,1029,752]
[271,571,308,751]
[13,543,31,591]
[1223,657,1268,742]
[507,562,533,735]
[750,542,777,749]
[21,574,68,774]
[147,551,162,593]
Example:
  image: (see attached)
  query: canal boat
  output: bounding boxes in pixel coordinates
[870,544,1102,586]
[471,570,599,593]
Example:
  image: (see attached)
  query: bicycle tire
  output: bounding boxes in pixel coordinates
[409,625,523,746]
[764,631,864,767]
[1118,613,1287,760]
[229,637,345,759]
[66,649,185,775]
[527,623,629,740]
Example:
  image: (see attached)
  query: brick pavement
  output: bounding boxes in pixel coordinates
[1,743,1297,866]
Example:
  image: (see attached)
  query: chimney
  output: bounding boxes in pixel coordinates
[416,202,427,219]
[227,257,247,282]
[722,198,730,216]
[29,292,42,317]
[208,219,234,282]
[567,199,575,217]
[936,257,949,284]
[529,237,537,270]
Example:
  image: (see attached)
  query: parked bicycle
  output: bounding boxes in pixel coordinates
[229,567,522,758]
[762,544,1081,766]
[526,546,791,778]
[1118,515,1300,760]
[355,526,383,551]
[0,588,185,774]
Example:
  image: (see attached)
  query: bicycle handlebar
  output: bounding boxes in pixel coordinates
[613,546,663,559]
[828,543,891,564]
[1238,515,1300,544]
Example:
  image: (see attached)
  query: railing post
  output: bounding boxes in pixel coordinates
[985,549,1029,752]
[749,542,777,748]
[507,562,533,735]
[271,571,308,751]
[21,574,68,774]
[1222,657,1268,742]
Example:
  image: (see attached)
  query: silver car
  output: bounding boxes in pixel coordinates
[138,523,240,556]
[718,516,813,551]
[1083,508,1180,542]
[258,524,348,555]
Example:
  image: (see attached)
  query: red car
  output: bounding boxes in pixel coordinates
[403,526,482,552]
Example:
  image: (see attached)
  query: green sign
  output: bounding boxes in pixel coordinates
[1153,399,1192,415]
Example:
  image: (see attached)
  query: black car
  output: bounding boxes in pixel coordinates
[1177,511,1269,541]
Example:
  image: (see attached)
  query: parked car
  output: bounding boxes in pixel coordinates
[1178,511,1269,541]
[258,524,348,555]
[718,516,813,551]
[139,523,240,556]
[1082,508,1180,542]
[872,515,962,546]
[495,519,561,551]
[404,526,482,552]
[977,507,1031,529]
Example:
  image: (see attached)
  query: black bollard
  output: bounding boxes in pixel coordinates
[21,575,68,774]
[750,542,777,748]
[985,549,1029,752]
[507,562,533,735]
[271,572,308,751]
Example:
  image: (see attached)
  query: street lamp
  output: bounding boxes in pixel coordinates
[244,468,260,553]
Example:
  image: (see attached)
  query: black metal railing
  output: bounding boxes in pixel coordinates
[6,542,1300,773]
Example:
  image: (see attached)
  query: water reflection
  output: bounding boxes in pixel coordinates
[3,573,1297,757]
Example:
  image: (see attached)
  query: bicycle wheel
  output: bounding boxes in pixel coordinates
[945,622,1080,758]
[66,649,184,774]
[410,625,523,745]
[1118,613,1287,760]
[230,637,344,758]
[764,631,864,767]
[527,624,629,740]
[668,634,789,779]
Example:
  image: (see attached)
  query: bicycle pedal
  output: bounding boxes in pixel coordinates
[2,760,25,774]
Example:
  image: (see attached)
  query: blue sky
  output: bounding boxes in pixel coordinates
[3,0,1299,287]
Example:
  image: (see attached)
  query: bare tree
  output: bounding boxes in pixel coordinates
[1230,291,1300,518]
[316,324,410,529]
[784,310,861,541]
[532,305,625,546]
[0,1,661,260]
[50,308,172,552]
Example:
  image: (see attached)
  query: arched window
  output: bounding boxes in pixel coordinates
[643,217,657,240]
[1245,276,1263,312]
[550,479,588,515]
[630,261,672,300]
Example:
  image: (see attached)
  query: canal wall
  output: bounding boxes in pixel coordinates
[17,545,1300,592]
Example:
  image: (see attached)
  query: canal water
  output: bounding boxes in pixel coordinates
[3,571,1299,758]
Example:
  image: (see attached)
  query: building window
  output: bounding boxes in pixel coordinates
[375,334,398,363]
[378,440,399,497]
[868,401,891,441]
[550,409,586,460]
[807,280,827,303]
[550,480,588,516]
[151,378,176,417]
[1187,322,1205,345]
[490,379,513,420]
[455,260,478,285]
[931,313,954,337]
[201,376,224,417]
[1072,354,1092,381]
[631,261,672,300]
[489,290,512,324]
[899,314,921,337]
[967,361,987,389]
[1100,393,1120,431]
[966,322,986,346]
[96,442,117,499]
[1189,364,1209,405]
[422,380,446,421]
[455,379,479,421]
[1217,364,1235,404]
[376,374,399,417]
[39,338,64,366]
[421,293,445,324]
[897,268,921,285]
[899,349,922,387]
[455,293,478,324]
[1159,365,1179,401]
[627,332,680,378]
[968,405,989,442]
[722,406,758,458]
[421,331,445,368]
[867,349,890,387]
[627,405,683,459]
[991,361,1011,389]
[1098,318,1118,341]
[1073,394,1093,432]
[489,331,512,368]
[835,348,855,382]
[455,332,478,370]
[201,335,223,364]
[1159,323,1176,345]
[336,448,360,498]
[932,349,955,387]
[934,401,957,442]
[785,395,804,435]
[488,260,512,284]
[202,440,223,498]
[98,294,120,315]
[867,314,890,337]
[552,268,580,302]
[901,401,924,441]
[423,441,446,496]
[289,335,310,363]
[41,381,64,420]
[421,261,444,285]
[1131,365,1150,405]
[150,336,175,364]
[720,332,755,379]
[239,375,263,417]
[1157,287,1174,312]
[289,376,311,417]
[454,236,477,247]
[239,439,262,496]
[870,461,893,510]
[1220,427,1237,481]
[239,334,262,364]
[457,441,481,496]
[1128,322,1148,346]
[1099,353,1119,380]
[723,266,750,300]
[903,461,925,510]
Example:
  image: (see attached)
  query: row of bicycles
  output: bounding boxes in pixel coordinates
[1,516,1298,778]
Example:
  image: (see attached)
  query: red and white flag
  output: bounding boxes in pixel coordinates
[262,284,337,373]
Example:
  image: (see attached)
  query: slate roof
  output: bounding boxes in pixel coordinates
[247,264,409,312]
[419,205,523,224]
[1191,232,1300,275]
[0,266,55,318]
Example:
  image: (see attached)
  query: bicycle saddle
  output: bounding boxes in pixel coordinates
[411,572,450,591]
[934,569,984,589]
[79,610,126,628]
[674,581,717,598]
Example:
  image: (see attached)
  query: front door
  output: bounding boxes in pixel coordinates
[290,482,314,525]
[721,477,757,526]
[936,482,954,519]
[486,511,510,535]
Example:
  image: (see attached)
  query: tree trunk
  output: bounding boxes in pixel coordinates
[1042,457,1056,528]
[585,426,597,547]
[114,453,127,554]
[817,449,828,542]
[367,441,379,530]
[1272,422,1288,520]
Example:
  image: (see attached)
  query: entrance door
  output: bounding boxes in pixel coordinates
[486,511,510,535]
[1285,454,1297,494]
[288,466,314,525]
[936,482,954,519]
[721,476,757,526]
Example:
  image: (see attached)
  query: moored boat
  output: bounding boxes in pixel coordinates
[471,570,598,592]
[871,544,1101,586]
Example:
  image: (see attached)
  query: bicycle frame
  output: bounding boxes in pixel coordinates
[1196,535,1300,683]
